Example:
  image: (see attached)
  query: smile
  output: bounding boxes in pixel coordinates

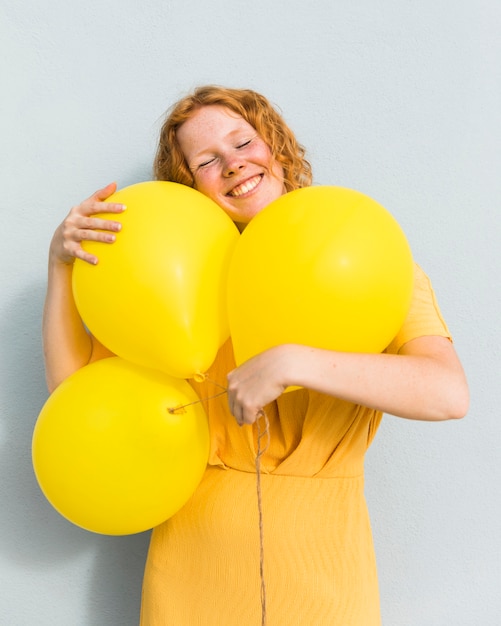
[227,175,262,198]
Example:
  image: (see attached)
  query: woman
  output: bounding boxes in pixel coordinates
[43,86,469,625]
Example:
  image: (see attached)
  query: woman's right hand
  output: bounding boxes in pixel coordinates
[50,182,126,266]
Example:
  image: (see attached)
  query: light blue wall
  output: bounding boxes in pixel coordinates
[1,1,499,624]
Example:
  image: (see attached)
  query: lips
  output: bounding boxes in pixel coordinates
[227,174,262,198]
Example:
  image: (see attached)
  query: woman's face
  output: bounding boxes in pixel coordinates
[177,105,285,227]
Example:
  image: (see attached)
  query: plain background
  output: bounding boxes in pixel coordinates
[1,1,499,624]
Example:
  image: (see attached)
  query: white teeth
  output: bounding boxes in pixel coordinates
[229,175,261,197]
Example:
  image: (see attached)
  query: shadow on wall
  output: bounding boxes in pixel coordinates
[0,282,150,625]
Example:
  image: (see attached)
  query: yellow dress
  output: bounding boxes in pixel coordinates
[140,265,450,625]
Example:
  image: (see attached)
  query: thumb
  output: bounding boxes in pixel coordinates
[90,181,118,202]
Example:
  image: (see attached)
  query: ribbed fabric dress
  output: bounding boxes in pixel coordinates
[140,264,451,625]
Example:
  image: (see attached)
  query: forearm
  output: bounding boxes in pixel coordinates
[227,336,469,425]
[42,258,94,392]
[284,338,469,421]
[42,185,122,392]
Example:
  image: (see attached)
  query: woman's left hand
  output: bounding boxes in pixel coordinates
[226,345,297,426]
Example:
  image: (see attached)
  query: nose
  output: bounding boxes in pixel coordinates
[222,154,245,177]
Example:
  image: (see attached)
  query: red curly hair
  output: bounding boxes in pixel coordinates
[153,85,312,192]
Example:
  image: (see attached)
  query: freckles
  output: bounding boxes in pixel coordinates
[192,172,211,194]
[193,177,221,203]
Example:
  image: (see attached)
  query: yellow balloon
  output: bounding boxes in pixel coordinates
[72,181,239,379]
[227,186,414,365]
[32,358,210,535]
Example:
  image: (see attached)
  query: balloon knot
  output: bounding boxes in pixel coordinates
[167,405,188,415]
[193,371,207,383]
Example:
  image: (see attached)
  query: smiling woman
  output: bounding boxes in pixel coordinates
[153,86,313,191]
[42,85,468,626]
[154,86,312,231]
[176,105,286,227]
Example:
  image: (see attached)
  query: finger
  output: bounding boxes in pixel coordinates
[234,397,261,426]
[63,218,122,266]
[228,394,237,421]
[88,182,117,203]
[92,216,123,232]
[74,183,125,218]
[227,393,244,427]
[75,200,126,219]
[242,409,258,426]
[74,228,117,244]
[233,409,244,427]
[70,229,119,264]
[57,236,99,265]
[73,246,99,266]
[76,215,123,233]
[89,200,126,215]
[62,215,118,243]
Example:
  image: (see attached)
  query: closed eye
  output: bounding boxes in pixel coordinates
[237,138,253,149]
[194,137,255,171]
[197,156,218,169]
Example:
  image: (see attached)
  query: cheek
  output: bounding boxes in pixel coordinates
[193,173,219,199]
[269,160,286,192]
[253,142,273,162]
[253,143,285,182]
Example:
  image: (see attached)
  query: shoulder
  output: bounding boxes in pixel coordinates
[385,264,451,354]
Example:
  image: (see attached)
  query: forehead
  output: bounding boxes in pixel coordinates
[188,104,250,129]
